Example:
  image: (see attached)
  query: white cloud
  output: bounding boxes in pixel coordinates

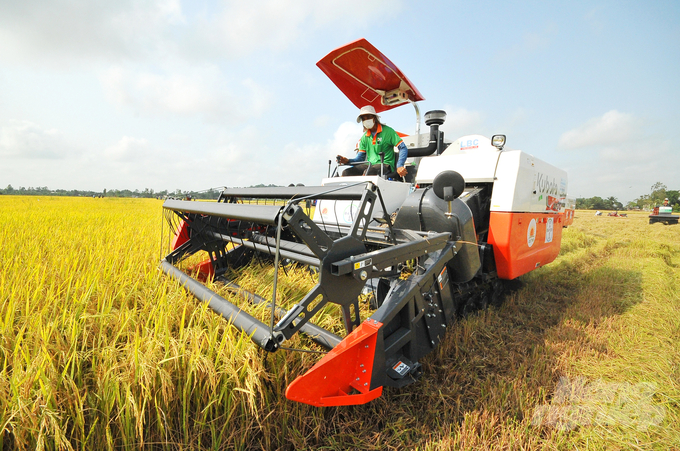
[100,65,270,121]
[440,107,486,139]
[182,121,362,188]
[104,136,151,162]
[557,111,678,202]
[274,121,363,184]
[558,110,639,149]
[196,0,403,58]
[0,0,403,66]
[0,120,73,159]
[331,121,364,154]
[565,138,678,202]
[0,0,185,65]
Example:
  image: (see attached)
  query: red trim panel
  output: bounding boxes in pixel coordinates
[488,212,563,280]
[171,220,214,280]
[171,220,190,250]
[286,319,383,407]
[189,259,214,281]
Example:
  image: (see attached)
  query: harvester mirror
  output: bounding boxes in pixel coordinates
[433,171,465,218]
[432,171,465,201]
[491,134,506,150]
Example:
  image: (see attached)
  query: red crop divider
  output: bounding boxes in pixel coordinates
[286,319,383,407]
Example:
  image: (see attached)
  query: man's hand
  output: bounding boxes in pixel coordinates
[397,166,407,177]
[337,155,349,165]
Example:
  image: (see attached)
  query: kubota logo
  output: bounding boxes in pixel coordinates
[537,173,558,196]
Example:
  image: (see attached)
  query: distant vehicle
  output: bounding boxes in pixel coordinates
[649,206,678,225]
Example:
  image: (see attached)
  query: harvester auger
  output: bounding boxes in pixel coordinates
[160,38,570,407]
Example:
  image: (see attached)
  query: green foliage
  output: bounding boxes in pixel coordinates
[576,196,623,210]
[579,181,679,211]
[0,185,281,200]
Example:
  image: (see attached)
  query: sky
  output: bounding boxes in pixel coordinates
[0,0,678,203]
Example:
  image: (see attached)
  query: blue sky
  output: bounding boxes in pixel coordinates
[1,0,678,202]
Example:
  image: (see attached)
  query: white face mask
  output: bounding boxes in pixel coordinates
[362,118,375,129]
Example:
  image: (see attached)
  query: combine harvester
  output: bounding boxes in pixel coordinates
[649,204,678,225]
[160,39,569,407]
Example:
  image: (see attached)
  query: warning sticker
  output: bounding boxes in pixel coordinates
[392,361,410,376]
[438,267,449,290]
[546,195,560,211]
[545,217,554,243]
[354,258,372,270]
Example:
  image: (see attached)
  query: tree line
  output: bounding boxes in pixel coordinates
[576,182,678,211]
[0,184,283,200]
[2,182,677,211]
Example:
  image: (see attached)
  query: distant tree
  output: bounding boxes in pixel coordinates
[650,182,667,206]
[666,190,679,211]
[577,195,624,210]
[590,196,606,210]
[605,196,623,210]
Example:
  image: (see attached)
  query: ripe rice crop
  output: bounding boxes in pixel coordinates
[0,196,678,450]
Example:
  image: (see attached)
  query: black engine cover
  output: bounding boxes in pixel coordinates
[393,188,480,283]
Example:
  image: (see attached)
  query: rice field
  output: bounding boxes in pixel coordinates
[0,195,678,450]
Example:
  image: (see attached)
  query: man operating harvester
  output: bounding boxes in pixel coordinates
[337,106,408,178]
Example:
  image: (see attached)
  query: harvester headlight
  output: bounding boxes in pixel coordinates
[492,134,506,150]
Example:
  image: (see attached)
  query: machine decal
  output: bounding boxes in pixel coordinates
[392,361,410,377]
[536,172,558,196]
[545,217,554,243]
[342,203,358,223]
[438,266,449,290]
[460,138,479,151]
[527,218,537,247]
[354,258,372,270]
[546,195,560,211]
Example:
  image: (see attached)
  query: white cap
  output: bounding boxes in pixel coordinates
[356,105,380,123]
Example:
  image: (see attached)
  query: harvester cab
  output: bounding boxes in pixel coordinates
[160,38,570,407]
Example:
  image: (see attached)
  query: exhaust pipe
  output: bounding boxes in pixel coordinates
[405,110,448,157]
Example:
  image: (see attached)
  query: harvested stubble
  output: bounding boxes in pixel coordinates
[0,196,678,450]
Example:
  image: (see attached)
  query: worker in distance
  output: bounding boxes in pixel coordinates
[337,105,408,178]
